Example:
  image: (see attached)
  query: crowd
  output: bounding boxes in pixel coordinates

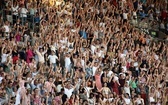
[0,0,168,105]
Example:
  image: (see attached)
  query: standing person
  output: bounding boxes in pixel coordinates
[21,89,31,105]
[35,44,47,65]
[133,94,145,105]
[12,45,19,64]
[61,88,68,105]
[63,81,78,99]
[59,48,65,75]
[64,53,72,72]
[19,4,28,25]
[12,1,19,24]
[26,45,34,64]
[44,77,56,94]
[48,50,59,71]
[2,21,11,38]
[1,44,12,65]
[19,0,25,6]
[95,68,102,92]
[140,84,147,105]
[31,88,42,105]
[110,74,120,95]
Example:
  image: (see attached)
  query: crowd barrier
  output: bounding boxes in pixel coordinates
[130,15,168,43]
[0,9,168,43]
[1,10,36,32]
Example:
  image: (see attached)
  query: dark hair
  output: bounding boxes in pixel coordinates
[61,88,65,92]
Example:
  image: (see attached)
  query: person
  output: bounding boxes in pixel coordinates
[35,44,47,64]
[19,5,28,25]
[95,68,102,91]
[12,2,19,24]
[0,0,167,104]
[48,50,59,71]
[61,88,68,105]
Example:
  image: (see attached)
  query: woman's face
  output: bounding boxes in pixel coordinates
[74,55,77,58]
[35,88,39,93]
[79,98,83,103]
[104,83,107,87]
[49,78,53,82]
[87,81,91,86]
[94,62,98,66]
[3,49,7,53]
[125,94,129,98]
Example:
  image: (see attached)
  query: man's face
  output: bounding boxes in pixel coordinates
[52,51,55,55]
[96,40,99,44]
[35,88,39,93]
[40,49,43,53]
[49,78,53,82]
[0,67,3,71]
[9,82,13,87]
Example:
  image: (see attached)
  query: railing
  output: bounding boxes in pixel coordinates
[1,8,168,43]
[130,15,168,43]
[1,9,36,32]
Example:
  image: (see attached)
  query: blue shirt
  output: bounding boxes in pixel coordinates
[139,12,148,18]
[79,30,87,39]
[34,17,40,23]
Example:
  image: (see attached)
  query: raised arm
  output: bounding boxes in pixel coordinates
[1,44,5,54]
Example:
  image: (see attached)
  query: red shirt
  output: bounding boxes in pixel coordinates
[161,10,167,20]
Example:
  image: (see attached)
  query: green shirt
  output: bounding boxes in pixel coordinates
[129,81,137,89]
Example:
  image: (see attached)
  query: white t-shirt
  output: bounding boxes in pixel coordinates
[133,62,138,67]
[92,66,98,76]
[0,77,3,84]
[35,50,46,63]
[48,55,58,63]
[122,66,127,72]
[120,53,126,58]
[81,59,85,67]
[123,13,128,19]
[154,54,159,60]
[133,11,137,16]
[107,71,113,77]
[124,86,131,96]
[114,75,119,81]
[4,25,10,33]
[64,87,74,98]
[12,6,19,15]
[20,8,28,17]
[84,87,92,98]
[65,57,71,68]
[124,98,131,105]
[1,53,9,63]
[15,88,21,105]
[56,84,62,93]
[134,62,139,70]
[96,50,104,58]
[91,45,96,54]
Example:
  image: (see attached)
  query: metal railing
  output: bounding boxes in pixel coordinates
[1,10,37,32]
[131,15,168,32]
[130,15,168,42]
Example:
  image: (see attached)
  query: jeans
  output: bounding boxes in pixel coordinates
[52,63,57,71]
[85,68,93,79]
[20,17,27,25]
[65,63,72,72]
[0,97,7,104]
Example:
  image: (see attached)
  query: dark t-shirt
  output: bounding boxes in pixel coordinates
[62,94,67,104]
[133,0,138,10]
[12,50,18,57]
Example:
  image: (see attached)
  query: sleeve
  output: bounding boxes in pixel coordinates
[56,55,58,59]
[42,50,47,55]
[48,55,50,59]
[35,50,41,57]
